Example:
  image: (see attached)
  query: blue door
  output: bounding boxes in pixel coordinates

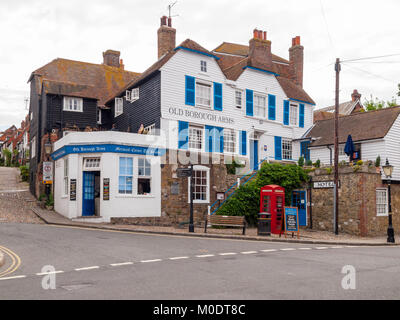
[250,140,259,171]
[300,141,310,161]
[82,172,95,217]
[292,191,307,226]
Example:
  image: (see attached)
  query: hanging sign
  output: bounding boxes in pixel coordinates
[70,179,77,201]
[283,207,300,239]
[177,168,193,178]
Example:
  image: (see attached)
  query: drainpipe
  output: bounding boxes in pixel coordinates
[327,146,333,166]
[309,176,313,229]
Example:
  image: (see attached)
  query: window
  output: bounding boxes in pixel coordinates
[84,158,101,170]
[144,124,156,135]
[131,88,140,102]
[235,90,242,109]
[63,97,83,112]
[97,108,102,125]
[200,60,207,72]
[189,166,210,203]
[282,139,292,160]
[196,82,211,107]
[224,129,236,153]
[31,137,36,159]
[339,145,345,156]
[189,125,203,150]
[290,104,298,126]
[119,157,133,194]
[376,189,388,217]
[63,158,69,196]
[125,90,131,102]
[254,94,267,118]
[30,112,33,121]
[115,98,123,117]
[138,158,151,195]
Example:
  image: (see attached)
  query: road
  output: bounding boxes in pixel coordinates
[0,223,399,300]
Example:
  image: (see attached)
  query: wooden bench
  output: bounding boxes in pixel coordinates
[204,215,247,235]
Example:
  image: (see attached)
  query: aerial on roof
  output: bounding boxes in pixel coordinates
[29,56,140,107]
[306,106,400,147]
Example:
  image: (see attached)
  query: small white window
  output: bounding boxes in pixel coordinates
[30,112,33,121]
[63,158,69,196]
[84,158,101,170]
[339,145,346,156]
[63,97,83,112]
[201,60,207,72]
[196,82,211,108]
[188,166,210,204]
[144,124,156,135]
[97,108,102,125]
[254,94,267,118]
[131,88,139,102]
[115,98,123,117]
[235,90,243,109]
[138,158,151,195]
[224,129,236,154]
[189,125,203,151]
[126,90,131,102]
[376,189,388,217]
[290,104,298,126]
[282,139,292,160]
[31,137,36,159]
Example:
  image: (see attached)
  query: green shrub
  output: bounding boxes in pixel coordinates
[298,157,305,167]
[38,194,47,201]
[306,160,313,167]
[46,194,54,207]
[375,156,381,168]
[19,165,29,182]
[226,159,245,175]
[353,165,361,173]
[217,162,309,226]
[357,160,364,166]
[326,167,333,175]
[314,159,321,168]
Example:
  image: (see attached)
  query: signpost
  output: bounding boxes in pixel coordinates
[43,162,53,185]
[282,207,300,239]
[177,166,195,233]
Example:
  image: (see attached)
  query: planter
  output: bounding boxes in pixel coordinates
[46,205,54,211]
[375,167,381,174]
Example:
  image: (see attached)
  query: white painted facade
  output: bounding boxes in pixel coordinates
[159,49,315,164]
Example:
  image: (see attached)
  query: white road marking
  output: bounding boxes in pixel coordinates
[169,257,189,261]
[298,248,312,250]
[36,271,64,276]
[141,259,163,263]
[196,255,215,258]
[75,266,100,271]
[260,249,278,253]
[110,262,134,267]
[315,247,329,250]
[219,253,238,256]
[281,248,296,251]
[331,246,344,249]
[0,275,27,281]
[241,251,258,255]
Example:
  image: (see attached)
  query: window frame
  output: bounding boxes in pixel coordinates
[137,158,152,196]
[195,80,212,108]
[63,97,83,112]
[96,108,102,125]
[63,158,69,196]
[118,157,133,195]
[235,90,243,109]
[115,97,124,117]
[253,93,267,119]
[188,125,204,151]
[200,60,207,73]
[376,188,389,217]
[223,128,236,154]
[188,165,210,204]
[282,138,293,161]
[31,137,36,159]
[289,103,298,126]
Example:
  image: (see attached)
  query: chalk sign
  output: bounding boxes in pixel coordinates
[284,207,300,239]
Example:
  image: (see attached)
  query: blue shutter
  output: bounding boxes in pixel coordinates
[178,121,189,150]
[214,82,223,111]
[284,100,290,126]
[239,131,247,156]
[268,94,276,121]
[246,90,254,117]
[185,75,195,106]
[205,126,214,153]
[275,136,282,160]
[299,104,305,128]
[216,127,224,153]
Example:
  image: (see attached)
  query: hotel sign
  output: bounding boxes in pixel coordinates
[313,181,341,189]
[168,107,235,125]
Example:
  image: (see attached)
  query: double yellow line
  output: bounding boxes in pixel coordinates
[0,245,21,278]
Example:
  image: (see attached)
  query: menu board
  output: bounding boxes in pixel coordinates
[284,207,300,239]
[103,178,110,201]
[70,179,77,201]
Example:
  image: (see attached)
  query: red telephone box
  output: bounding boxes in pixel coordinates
[260,185,285,235]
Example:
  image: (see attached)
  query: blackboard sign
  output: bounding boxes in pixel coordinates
[284,207,300,239]
[70,179,77,201]
[103,178,110,201]
[177,168,193,178]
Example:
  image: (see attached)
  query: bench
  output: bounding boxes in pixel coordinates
[204,215,247,235]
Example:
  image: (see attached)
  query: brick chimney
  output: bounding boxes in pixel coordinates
[289,36,304,88]
[103,50,121,68]
[158,16,176,59]
[248,29,273,70]
[351,89,361,102]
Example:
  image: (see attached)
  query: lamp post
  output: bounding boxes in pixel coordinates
[382,159,395,244]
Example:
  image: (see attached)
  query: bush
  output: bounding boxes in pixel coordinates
[226,159,245,175]
[19,165,29,182]
[306,160,313,167]
[375,156,381,168]
[217,163,309,226]
[298,157,305,167]
[314,159,321,168]
[46,194,54,207]
[326,167,333,175]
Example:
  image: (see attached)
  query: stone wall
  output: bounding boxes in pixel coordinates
[310,165,400,237]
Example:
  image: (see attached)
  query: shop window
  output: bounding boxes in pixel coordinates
[63,158,69,196]
[119,157,133,194]
[138,158,151,195]
[189,166,210,204]
[376,188,388,217]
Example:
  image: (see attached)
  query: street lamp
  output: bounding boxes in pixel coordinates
[44,142,53,156]
[382,158,395,244]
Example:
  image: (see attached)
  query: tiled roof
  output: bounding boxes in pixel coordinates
[307,106,400,147]
[313,110,334,122]
[276,76,315,105]
[318,100,360,115]
[29,58,140,106]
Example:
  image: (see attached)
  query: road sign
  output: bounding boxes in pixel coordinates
[43,162,53,184]
[177,168,193,178]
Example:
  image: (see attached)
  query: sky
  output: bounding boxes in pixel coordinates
[0,0,399,131]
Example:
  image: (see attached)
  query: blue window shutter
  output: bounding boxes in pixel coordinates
[205,126,214,153]
[185,76,195,106]
[246,90,254,117]
[214,82,223,111]
[283,100,290,126]
[239,131,247,156]
[178,121,189,150]
[299,104,305,128]
[275,136,282,160]
[268,94,276,121]
[217,127,224,153]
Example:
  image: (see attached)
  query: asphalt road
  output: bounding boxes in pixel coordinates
[0,223,399,300]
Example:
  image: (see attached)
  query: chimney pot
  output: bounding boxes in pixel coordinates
[161,16,168,26]
[263,31,267,41]
[103,50,121,67]
[253,29,259,39]
[351,89,361,102]
[168,17,172,27]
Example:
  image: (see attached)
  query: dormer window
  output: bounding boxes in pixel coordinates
[201,60,207,73]
[63,97,83,112]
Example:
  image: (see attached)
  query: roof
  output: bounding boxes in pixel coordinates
[313,110,334,122]
[276,76,315,105]
[307,107,400,147]
[317,100,360,115]
[29,58,140,106]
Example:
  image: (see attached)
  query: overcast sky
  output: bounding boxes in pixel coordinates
[1,0,399,131]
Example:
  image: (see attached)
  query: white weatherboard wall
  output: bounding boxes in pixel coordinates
[160,49,315,162]
[384,115,400,181]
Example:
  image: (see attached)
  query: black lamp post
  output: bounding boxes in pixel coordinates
[382,159,395,244]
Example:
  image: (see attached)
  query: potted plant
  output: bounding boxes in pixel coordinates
[375,156,381,173]
[45,194,54,211]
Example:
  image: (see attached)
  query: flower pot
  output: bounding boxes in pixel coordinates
[46,205,54,211]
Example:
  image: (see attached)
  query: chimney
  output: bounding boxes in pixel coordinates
[157,16,176,59]
[289,36,304,88]
[351,89,361,102]
[103,50,121,68]
[248,29,272,70]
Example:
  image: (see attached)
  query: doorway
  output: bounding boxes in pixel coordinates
[250,140,259,171]
[292,190,307,226]
[82,171,100,217]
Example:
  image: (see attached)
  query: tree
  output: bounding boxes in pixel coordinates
[364,95,397,112]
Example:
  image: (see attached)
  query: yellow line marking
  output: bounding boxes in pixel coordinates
[0,245,21,278]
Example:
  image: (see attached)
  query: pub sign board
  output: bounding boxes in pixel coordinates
[313,181,341,189]
[103,178,110,201]
[70,179,77,201]
[283,207,300,239]
[177,168,193,178]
